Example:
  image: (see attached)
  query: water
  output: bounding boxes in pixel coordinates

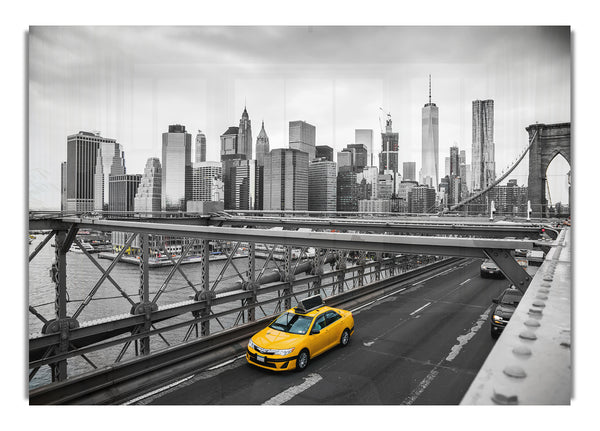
[28,234,286,389]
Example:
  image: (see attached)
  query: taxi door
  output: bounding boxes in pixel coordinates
[309,313,331,357]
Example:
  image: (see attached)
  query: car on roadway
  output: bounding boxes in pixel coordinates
[490,286,524,338]
[480,259,505,278]
[246,295,354,371]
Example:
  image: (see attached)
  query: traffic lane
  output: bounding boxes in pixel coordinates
[145,259,501,405]
[287,266,509,404]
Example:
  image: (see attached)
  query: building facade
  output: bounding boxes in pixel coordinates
[289,120,316,161]
[308,160,337,212]
[93,140,126,211]
[237,107,253,160]
[263,148,308,211]
[421,76,439,188]
[66,131,118,212]
[472,99,496,191]
[192,161,223,202]
[315,145,334,162]
[359,199,390,213]
[195,130,207,163]
[379,114,399,174]
[223,158,256,210]
[337,170,358,212]
[408,185,436,213]
[255,121,270,211]
[355,129,374,166]
[134,157,162,216]
[161,124,192,211]
[108,174,141,213]
[403,162,416,182]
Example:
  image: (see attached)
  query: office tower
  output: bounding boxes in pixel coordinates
[308,160,337,212]
[346,144,368,172]
[398,180,418,200]
[445,157,450,177]
[377,174,394,199]
[108,174,141,213]
[94,141,126,211]
[379,114,399,175]
[161,124,192,211]
[358,166,380,200]
[289,120,316,161]
[60,161,67,212]
[195,130,207,163]
[337,170,358,212]
[489,179,528,215]
[408,185,436,213]
[220,126,241,160]
[449,145,460,177]
[355,129,374,166]
[66,131,118,212]
[263,148,308,211]
[255,121,270,211]
[337,150,353,172]
[238,106,253,160]
[192,162,223,202]
[359,199,390,213]
[403,162,416,182]
[315,145,334,162]
[223,159,256,210]
[134,158,162,216]
[422,75,439,188]
[472,99,495,191]
[459,150,468,196]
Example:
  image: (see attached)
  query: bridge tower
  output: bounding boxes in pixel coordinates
[526,123,570,218]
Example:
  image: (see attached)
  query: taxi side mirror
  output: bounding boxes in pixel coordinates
[311,328,320,335]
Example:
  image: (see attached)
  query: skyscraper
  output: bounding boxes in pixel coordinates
[94,141,125,211]
[337,171,358,212]
[355,129,374,166]
[263,148,308,211]
[379,113,399,175]
[66,131,117,212]
[220,126,241,160]
[223,159,256,210]
[134,157,162,216]
[161,124,192,211]
[422,75,439,187]
[108,174,141,213]
[449,145,460,177]
[308,160,337,212]
[472,99,495,191]
[403,162,416,182]
[315,145,334,162]
[238,106,253,160]
[195,130,207,163]
[255,121,270,211]
[289,120,316,161]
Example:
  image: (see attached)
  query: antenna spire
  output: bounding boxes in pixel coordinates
[428,74,431,104]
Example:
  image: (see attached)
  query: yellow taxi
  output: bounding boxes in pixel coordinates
[246,295,354,371]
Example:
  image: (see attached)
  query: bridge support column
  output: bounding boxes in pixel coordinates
[310,248,323,296]
[197,239,211,336]
[375,252,382,281]
[136,234,151,355]
[484,248,532,293]
[357,251,366,286]
[245,242,257,322]
[335,251,347,293]
[282,246,293,310]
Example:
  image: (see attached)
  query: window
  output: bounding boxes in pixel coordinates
[325,311,341,325]
[313,315,327,331]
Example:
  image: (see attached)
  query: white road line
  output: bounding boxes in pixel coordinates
[262,373,323,405]
[445,306,492,362]
[379,287,407,300]
[459,278,471,286]
[350,288,407,313]
[409,302,432,316]
[402,368,439,405]
[207,354,246,370]
[122,374,195,405]
[350,300,376,313]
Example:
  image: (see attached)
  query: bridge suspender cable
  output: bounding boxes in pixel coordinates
[448,129,538,212]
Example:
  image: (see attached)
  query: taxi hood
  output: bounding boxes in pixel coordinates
[252,327,303,349]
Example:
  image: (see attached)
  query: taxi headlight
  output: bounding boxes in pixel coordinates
[272,347,294,356]
[492,314,504,322]
[248,339,257,350]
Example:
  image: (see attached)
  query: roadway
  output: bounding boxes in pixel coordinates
[129,259,517,405]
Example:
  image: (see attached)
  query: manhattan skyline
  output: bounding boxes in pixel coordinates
[29,26,570,210]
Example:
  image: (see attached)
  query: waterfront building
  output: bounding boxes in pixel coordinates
[337,150,353,172]
[403,162,416,182]
[161,124,192,212]
[263,148,308,211]
[359,199,390,213]
[192,161,223,202]
[66,131,118,212]
[289,120,316,161]
[93,140,125,211]
[397,180,418,200]
[315,145,334,162]
[238,106,253,160]
[472,99,496,191]
[195,130,207,163]
[108,174,141,214]
[337,170,358,212]
[489,179,528,215]
[355,129,374,166]
[308,160,337,212]
[134,157,162,216]
[408,185,436,213]
[422,75,439,188]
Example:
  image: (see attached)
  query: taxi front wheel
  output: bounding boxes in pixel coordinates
[296,349,309,371]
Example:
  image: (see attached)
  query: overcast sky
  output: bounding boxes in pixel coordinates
[28,26,571,210]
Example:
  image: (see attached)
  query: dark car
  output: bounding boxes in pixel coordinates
[490,287,523,338]
[480,259,505,278]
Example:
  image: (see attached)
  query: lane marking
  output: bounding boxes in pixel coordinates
[122,375,195,405]
[350,300,376,313]
[445,306,492,362]
[409,302,431,316]
[350,288,407,313]
[402,368,439,405]
[379,287,407,300]
[207,354,246,370]
[459,278,471,286]
[262,373,323,405]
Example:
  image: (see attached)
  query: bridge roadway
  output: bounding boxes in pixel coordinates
[127,258,518,405]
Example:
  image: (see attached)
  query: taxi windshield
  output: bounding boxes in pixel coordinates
[269,312,313,335]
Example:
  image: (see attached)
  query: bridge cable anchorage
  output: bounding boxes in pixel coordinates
[450,130,538,212]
